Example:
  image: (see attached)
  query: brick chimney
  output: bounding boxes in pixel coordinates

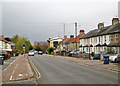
[112,18,119,25]
[98,23,104,29]
[80,30,84,34]
[70,35,74,38]
[64,35,67,39]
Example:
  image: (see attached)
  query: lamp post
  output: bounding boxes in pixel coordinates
[75,22,77,54]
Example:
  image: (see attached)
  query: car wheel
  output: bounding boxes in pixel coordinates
[114,58,117,63]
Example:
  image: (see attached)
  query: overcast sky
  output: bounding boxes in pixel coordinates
[1,0,120,44]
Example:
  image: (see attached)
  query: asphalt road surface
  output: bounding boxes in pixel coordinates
[29,54,118,84]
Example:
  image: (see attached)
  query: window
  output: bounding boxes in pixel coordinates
[115,34,118,42]
[109,36,111,42]
[104,35,106,42]
[96,37,97,43]
[111,35,113,42]
[98,47,100,52]
[87,47,88,52]
[101,36,103,44]
[90,48,92,52]
[91,38,92,43]
[99,37,100,43]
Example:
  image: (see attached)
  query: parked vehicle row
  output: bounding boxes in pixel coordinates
[28,50,43,56]
[53,50,120,63]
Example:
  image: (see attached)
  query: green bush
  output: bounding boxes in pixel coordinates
[48,47,54,54]
[93,54,99,60]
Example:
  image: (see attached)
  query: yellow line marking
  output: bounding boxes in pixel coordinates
[30,61,39,78]
[30,60,41,79]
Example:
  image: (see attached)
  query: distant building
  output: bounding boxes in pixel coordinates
[0,37,12,52]
[47,36,64,48]
[36,42,48,45]
[56,30,85,52]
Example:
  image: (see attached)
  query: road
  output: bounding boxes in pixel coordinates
[28,54,118,84]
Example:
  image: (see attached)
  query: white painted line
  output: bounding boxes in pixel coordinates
[9,64,18,80]
[3,57,19,71]
[18,74,23,77]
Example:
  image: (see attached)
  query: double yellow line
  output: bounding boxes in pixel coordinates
[29,59,41,79]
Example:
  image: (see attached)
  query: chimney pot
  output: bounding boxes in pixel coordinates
[112,18,119,25]
[98,23,104,29]
[80,30,84,34]
[70,35,74,38]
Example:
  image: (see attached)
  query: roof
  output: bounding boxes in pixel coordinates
[57,40,65,46]
[0,37,11,44]
[81,23,120,39]
[69,33,85,43]
[61,38,70,44]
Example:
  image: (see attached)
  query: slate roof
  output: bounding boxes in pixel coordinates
[0,37,11,44]
[69,33,85,43]
[81,23,120,39]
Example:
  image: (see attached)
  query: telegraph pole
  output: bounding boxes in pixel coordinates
[75,23,77,53]
[63,23,65,36]
[63,23,65,56]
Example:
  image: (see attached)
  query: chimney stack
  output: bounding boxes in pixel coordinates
[70,35,74,38]
[80,30,84,34]
[112,18,119,25]
[98,23,104,29]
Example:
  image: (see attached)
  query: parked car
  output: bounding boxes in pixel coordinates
[28,51,34,56]
[34,51,38,54]
[38,51,43,55]
[109,53,120,63]
[117,53,120,63]
[0,52,8,60]
[0,56,4,65]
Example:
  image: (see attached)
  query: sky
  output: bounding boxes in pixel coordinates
[1,0,120,44]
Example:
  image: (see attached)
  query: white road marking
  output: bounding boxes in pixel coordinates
[9,64,18,80]
[18,74,23,77]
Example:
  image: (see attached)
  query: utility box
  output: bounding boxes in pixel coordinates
[103,56,109,64]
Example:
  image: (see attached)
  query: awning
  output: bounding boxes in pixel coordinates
[108,42,120,47]
[101,43,107,46]
[90,44,93,47]
[95,44,101,47]
[79,45,82,47]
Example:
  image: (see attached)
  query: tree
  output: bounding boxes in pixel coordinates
[36,45,42,51]
[48,47,54,54]
[29,45,33,50]
[11,35,19,43]
[11,35,32,53]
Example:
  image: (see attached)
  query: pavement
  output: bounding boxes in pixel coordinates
[2,57,16,70]
[2,55,33,82]
[45,54,119,73]
[29,54,118,84]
